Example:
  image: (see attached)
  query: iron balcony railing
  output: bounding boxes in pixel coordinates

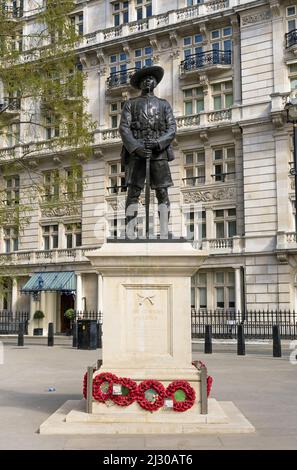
[106,68,138,89]
[180,49,232,73]
[211,171,236,182]
[286,29,297,48]
[107,184,127,194]
[182,175,206,186]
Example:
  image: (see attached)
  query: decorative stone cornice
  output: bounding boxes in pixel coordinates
[200,131,208,143]
[182,186,236,203]
[241,9,271,26]
[40,202,82,219]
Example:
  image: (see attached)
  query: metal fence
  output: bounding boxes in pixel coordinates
[191,309,297,339]
[0,311,29,334]
[73,311,103,324]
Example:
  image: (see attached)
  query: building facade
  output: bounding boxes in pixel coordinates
[0,0,297,333]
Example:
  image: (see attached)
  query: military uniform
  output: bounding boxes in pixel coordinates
[119,94,176,190]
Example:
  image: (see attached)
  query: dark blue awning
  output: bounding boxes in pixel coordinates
[21,272,76,293]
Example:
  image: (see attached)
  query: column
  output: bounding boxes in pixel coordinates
[76,273,83,312]
[11,278,18,316]
[231,15,242,106]
[97,273,103,313]
[235,267,242,313]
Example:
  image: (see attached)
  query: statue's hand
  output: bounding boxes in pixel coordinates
[134,146,147,158]
[145,139,159,150]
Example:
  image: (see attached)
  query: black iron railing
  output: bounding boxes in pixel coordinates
[286,29,297,48]
[182,176,206,186]
[211,171,236,182]
[180,50,232,73]
[106,68,138,89]
[107,185,127,194]
[191,309,297,339]
[0,311,29,334]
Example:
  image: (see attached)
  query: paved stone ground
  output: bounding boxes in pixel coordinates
[0,337,296,450]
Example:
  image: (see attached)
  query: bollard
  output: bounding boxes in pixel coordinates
[72,322,77,348]
[97,323,102,349]
[47,322,54,347]
[237,324,246,356]
[204,324,212,354]
[17,322,24,347]
[273,325,282,357]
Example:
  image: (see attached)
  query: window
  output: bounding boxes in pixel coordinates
[112,1,129,26]
[43,170,60,202]
[134,46,153,69]
[65,223,82,248]
[212,146,235,182]
[287,5,297,32]
[184,209,206,240]
[183,87,204,115]
[42,225,59,250]
[12,0,23,17]
[214,208,237,239]
[214,271,235,310]
[109,216,126,239]
[5,123,20,147]
[71,12,84,36]
[65,166,83,199]
[11,31,23,52]
[5,176,20,205]
[136,0,152,20]
[210,26,232,64]
[191,271,207,309]
[45,113,60,140]
[3,227,18,253]
[187,0,204,5]
[109,52,129,85]
[183,33,203,59]
[289,63,297,90]
[212,81,233,110]
[109,101,124,128]
[183,150,205,186]
[107,161,127,193]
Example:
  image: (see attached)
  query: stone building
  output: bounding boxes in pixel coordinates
[0,0,297,334]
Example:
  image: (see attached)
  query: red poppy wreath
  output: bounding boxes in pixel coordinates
[92,372,118,402]
[111,377,138,406]
[137,379,166,412]
[165,380,196,412]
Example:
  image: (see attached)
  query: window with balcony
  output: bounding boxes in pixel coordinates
[108,52,130,87]
[5,175,19,205]
[183,150,205,186]
[71,12,84,36]
[5,122,20,147]
[184,209,206,240]
[134,46,153,69]
[65,166,83,200]
[212,80,233,110]
[214,271,235,310]
[65,223,82,248]
[112,1,129,26]
[210,26,232,64]
[107,161,127,194]
[183,33,203,59]
[42,225,59,250]
[109,101,124,128]
[183,87,204,115]
[3,227,18,253]
[287,7,297,48]
[212,146,235,182]
[43,170,60,203]
[45,113,60,140]
[214,208,237,239]
[187,0,204,5]
[136,0,152,20]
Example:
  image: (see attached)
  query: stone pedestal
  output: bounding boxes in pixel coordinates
[86,241,207,421]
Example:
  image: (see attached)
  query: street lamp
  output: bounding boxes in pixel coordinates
[286,98,297,232]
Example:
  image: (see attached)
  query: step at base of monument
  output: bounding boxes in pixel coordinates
[39,399,255,435]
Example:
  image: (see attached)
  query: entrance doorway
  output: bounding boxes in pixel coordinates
[60,293,75,333]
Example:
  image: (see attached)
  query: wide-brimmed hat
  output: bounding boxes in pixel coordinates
[130,66,164,89]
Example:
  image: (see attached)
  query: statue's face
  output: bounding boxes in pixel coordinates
[139,75,157,92]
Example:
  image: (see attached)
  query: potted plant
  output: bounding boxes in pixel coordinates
[64,308,75,336]
[33,310,45,336]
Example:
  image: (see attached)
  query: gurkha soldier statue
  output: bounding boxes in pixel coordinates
[119,66,176,239]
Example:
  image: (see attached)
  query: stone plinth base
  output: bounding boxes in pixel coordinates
[39,399,255,435]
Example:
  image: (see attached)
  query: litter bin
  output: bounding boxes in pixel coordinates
[77,320,97,350]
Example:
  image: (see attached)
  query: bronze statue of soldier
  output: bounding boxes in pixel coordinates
[119,66,176,239]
